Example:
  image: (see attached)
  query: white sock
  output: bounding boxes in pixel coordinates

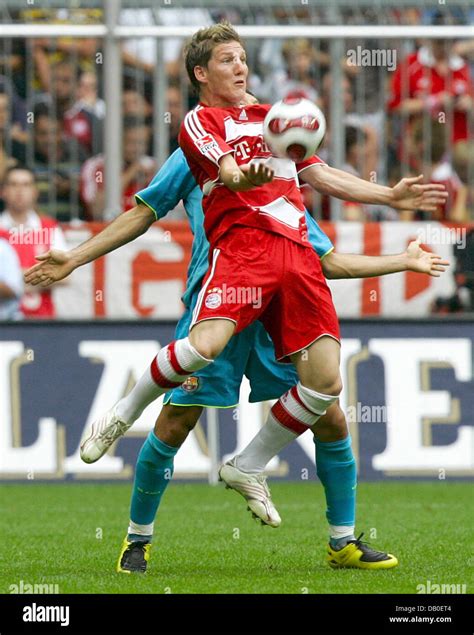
[329,525,355,541]
[128,520,154,539]
[329,525,356,549]
[116,337,211,423]
[234,416,298,474]
[234,383,338,474]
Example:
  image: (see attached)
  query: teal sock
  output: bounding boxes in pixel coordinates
[129,431,179,537]
[314,435,357,546]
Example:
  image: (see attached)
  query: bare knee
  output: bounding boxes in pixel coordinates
[311,402,348,442]
[324,377,343,397]
[188,331,221,360]
[154,404,202,446]
[188,320,235,360]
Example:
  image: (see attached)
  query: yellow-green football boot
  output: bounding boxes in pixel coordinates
[327,533,398,570]
[117,538,152,574]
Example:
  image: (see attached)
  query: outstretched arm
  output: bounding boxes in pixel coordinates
[300,165,448,213]
[24,204,155,287]
[322,240,449,279]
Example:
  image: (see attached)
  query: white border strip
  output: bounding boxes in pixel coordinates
[2,24,473,39]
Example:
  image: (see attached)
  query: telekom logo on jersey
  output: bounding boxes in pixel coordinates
[234,139,272,160]
[0,338,473,478]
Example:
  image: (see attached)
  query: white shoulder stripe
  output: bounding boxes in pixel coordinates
[188,111,203,139]
[191,109,207,138]
[184,106,208,142]
[184,110,202,142]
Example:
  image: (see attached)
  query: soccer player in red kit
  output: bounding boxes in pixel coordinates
[79,21,355,567]
[81,24,347,468]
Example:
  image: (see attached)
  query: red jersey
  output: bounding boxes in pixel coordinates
[64,108,93,153]
[179,103,323,249]
[388,46,474,143]
[0,211,67,318]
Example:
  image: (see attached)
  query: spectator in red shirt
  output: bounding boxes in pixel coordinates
[80,116,156,219]
[0,166,67,318]
[30,58,103,157]
[63,69,104,156]
[388,39,474,145]
[410,120,461,221]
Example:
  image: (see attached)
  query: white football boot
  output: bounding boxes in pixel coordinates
[80,405,133,464]
[219,458,281,527]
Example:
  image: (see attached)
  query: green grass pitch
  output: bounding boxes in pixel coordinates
[0,481,472,594]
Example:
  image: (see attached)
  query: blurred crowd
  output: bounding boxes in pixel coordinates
[0,3,473,318]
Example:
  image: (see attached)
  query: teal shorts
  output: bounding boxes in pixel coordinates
[164,304,298,408]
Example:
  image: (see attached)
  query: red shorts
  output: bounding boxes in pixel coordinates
[191,227,340,361]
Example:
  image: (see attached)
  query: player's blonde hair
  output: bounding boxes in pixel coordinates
[184,21,244,94]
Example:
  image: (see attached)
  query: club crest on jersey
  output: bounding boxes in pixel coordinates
[205,287,222,309]
[196,134,219,156]
[182,376,200,393]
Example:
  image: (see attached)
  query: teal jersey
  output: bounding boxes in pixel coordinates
[135,148,333,309]
[135,149,209,309]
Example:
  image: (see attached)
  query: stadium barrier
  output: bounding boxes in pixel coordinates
[1,319,473,482]
[49,220,469,319]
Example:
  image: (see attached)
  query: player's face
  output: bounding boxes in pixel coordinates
[200,42,248,107]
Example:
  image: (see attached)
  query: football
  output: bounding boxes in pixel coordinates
[263,97,327,162]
